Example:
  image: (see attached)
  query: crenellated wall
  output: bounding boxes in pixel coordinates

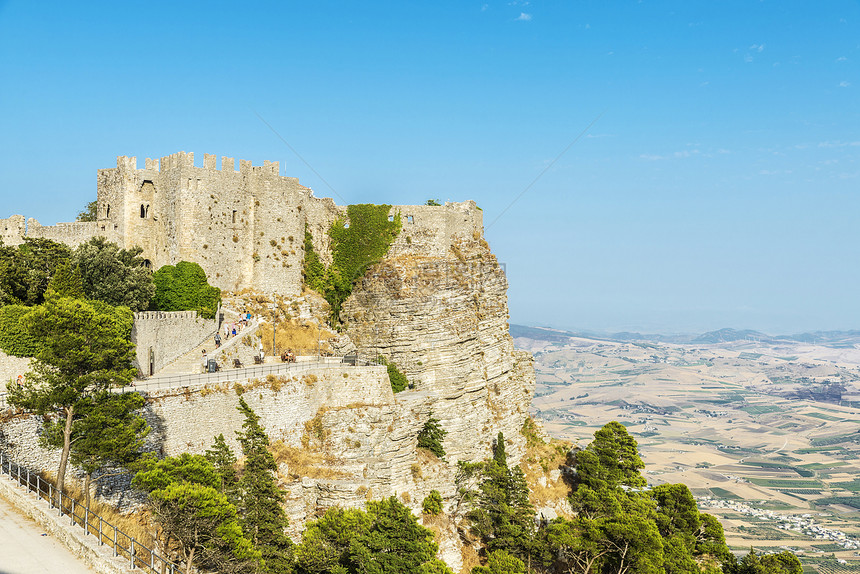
[2,152,487,298]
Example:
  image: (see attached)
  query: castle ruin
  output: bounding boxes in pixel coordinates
[2,152,483,295]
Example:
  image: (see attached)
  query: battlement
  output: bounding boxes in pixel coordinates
[134,310,202,321]
[117,152,280,176]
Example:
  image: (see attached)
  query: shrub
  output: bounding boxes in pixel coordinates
[0,305,40,356]
[417,415,447,458]
[422,490,443,515]
[376,355,409,393]
[150,261,220,319]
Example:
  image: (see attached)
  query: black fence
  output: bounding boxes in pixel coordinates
[0,452,176,573]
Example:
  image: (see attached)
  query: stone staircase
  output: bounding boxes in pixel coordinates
[146,309,262,378]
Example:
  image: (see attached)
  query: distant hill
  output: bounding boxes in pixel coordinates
[511,324,860,348]
[692,328,772,344]
[509,324,578,343]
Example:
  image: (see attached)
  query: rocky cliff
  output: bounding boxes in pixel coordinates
[341,231,535,467]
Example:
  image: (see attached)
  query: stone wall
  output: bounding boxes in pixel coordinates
[131,310,217,376]
[0,214,26,246]
[144,365,392,456]
[26,219,102,249]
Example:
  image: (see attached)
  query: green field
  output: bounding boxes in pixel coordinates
[709,487,742,500]
[814,496,860,509]
[748,478,823,488]
[804,412,845,421]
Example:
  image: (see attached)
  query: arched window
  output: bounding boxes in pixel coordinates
[140,204,149,218]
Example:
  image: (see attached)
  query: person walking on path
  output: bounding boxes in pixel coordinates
[202,350,208,373]
[214,332,221,348]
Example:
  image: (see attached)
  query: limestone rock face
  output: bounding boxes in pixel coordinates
[341,232,535,467]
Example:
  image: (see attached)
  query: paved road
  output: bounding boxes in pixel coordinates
[0,493,94,574]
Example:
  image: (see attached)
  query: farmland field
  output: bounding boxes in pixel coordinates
[515,327,860,569]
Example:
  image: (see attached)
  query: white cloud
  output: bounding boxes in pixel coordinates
[839,81,850,88]
[744,54,754,63]
[836,56,848,62]
[516,12,532,21]
[818,140,860,148]
[639,154,665,161]
[749,43,765,52]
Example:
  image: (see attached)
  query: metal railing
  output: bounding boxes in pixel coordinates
[129,351,382,391]
[0,452,176,573]
[1,352,383,408]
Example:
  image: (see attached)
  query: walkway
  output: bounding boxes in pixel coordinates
[153,316,261,377]
[0,493,94,574]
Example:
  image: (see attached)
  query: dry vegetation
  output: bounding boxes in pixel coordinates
[269,440,346,480]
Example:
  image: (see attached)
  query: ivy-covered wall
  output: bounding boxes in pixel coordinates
[304,204,401,324]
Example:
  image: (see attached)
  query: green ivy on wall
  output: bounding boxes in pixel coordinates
[303,205,401,324]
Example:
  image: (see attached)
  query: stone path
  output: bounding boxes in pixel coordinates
[0,493,94,574]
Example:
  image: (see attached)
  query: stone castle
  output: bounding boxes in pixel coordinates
[1,151,483,295]
[1,152,541,568]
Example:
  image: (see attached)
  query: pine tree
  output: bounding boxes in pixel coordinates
[235,398,292,573]
[205,433,239,504]
[468,432,536,562]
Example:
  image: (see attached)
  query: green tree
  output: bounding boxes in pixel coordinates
[293,498,439,574]
[151,261,221,318]
[422,559,456,574]
[732,550,802,574]
[205,433,239,503]
[72,237,155,311]
[471,550,526,574]
[236,398,292,573]
[350,496,439,574]
[42,391,149,508]
[6,296,135,494]
[294,506,371,573]
[468,433,536,562]
[422,490,443,515]
[570,421,646,492]
[77,200,98,222]
[0,304,41,356]
[45,260,85,299]
[417,415,448,458]
[0,238,72,306]
[134,454,259,574]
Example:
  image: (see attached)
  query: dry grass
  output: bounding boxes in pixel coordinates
[258,319,335,355]
[34,472,157,551]
[269,440,346,480]
[301,408,330,449]
[460,540,483,574]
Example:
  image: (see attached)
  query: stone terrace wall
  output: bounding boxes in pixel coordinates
[131,311,217,376]
[144,365,392,456]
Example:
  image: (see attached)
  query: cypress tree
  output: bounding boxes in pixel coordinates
[235,398,292,573]
[205,433,239,504]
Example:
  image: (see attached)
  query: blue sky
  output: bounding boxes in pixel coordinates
[1,1,857,335]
